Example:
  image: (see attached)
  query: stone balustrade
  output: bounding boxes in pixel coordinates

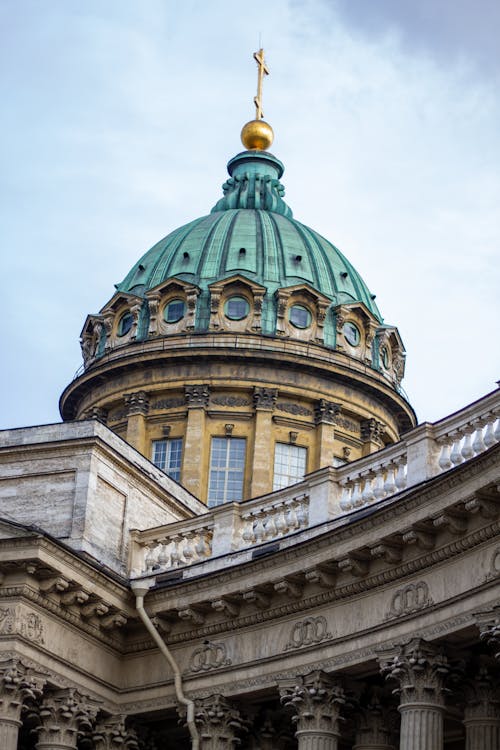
[129,387,500,577]
[129,517,214,575]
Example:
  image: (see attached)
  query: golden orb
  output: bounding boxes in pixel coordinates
[241,119,274,150]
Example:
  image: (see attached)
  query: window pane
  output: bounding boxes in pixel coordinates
[208,437,246,507]
[273,443,307,491]
[152,438,183,482]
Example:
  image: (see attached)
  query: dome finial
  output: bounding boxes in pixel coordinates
[241,48,274,151]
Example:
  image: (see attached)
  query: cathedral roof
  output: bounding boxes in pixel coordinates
[116,149,381,329]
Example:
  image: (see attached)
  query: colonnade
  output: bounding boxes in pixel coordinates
[2,632,500,750]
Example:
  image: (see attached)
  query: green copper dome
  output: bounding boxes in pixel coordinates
[116,150,381,343]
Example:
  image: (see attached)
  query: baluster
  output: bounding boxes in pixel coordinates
[241,514,255,545]
[195,528,211,558]
[472,423,486,455]
[450,435,463,465]
[461,431,474,460]
[438,441,452,471]
[295,499,308,528]
[170,536,182,567]
[264,508,277,540]
[483,418,497,448]
[494,417,500,442]
[373,471,385,500]
[383,465,396,496]
[285,502,299,530]
[351,480,362,508]
[395,459,407,490]
[361,474,374,504]
[339,481,352,511]
[144,545,156,572]
[157,541,170,568]
[275,505,288,536]
[254,513,266,543]
[183,532,195,565]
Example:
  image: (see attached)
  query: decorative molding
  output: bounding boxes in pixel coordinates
[253,386,278,411]
[188,641,232,673]
[152,397,186,410]
[185,385,210,409]
[385,581,434,620]
[277,402,313,417]
[211,396,251,407]
[0,606,45,644]
[123,391,149,416]
[314,399,341,425]
[285,616,332,650]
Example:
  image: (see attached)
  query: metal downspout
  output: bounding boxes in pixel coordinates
[130,579,199,749]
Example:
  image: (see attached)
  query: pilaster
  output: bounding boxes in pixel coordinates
[280,670,345,750]
[182,385,210,499]
[193,694,245,749]
[124,390,149,453]
[463,666,500,750]
[314,400,341,469]
[250,387,278,497]
[380,639,449,750]
[360,418,385,457]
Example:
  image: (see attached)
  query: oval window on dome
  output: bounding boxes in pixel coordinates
[117,312,133,337]
[380,346,390,369]
[289,304,312,329]
[164,298,186,323]
[225,296,250,320]
[343,321,360,346]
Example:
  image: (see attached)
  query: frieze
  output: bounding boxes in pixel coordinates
[134,520,500,650]
[0,607,44,644]
[385,581,433,620]
[211,396,251,407]
[335,417,358,433]
[486,545,500,582]
[152,397,186,410]
[276,402,313,418]
[285,616,332,650]
[188,641,232,673]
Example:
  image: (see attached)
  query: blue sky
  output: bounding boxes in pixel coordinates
[1,0,499,428]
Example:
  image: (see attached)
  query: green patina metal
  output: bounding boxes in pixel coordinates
[116,150,382,342]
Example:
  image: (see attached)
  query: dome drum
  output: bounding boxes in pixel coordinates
[67,145,416,503]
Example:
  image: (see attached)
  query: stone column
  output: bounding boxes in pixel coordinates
[463,667,500,750]
[93,715,139,748]
[250,387,278,497]
[193,694,245,750]
[280,670,345,750]
[314,400,341,469]
[380,639,449,750]
[36,688,97,750]
[0,659,44,750]
[353,696,397,750]
[182,385,210,499]
[124,390,149,453]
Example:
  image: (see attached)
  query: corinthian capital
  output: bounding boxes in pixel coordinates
[379,639,449,706]
[280,670,345,734]
[124,391,149,416]
[37,688,98,748]
[189,695,245,749]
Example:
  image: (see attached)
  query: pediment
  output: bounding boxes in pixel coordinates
[99,292,143,316]
[145,278,201,299]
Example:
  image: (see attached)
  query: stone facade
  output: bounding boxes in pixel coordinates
[0,388,499,748]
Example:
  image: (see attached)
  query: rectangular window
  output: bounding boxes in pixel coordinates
[273,443,307,491]
[208,437,246,507]
[152,438,183,482]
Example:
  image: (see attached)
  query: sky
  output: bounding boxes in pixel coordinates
[1,0,499,429]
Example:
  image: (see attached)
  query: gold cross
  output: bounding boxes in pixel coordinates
[253,48,269,120]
